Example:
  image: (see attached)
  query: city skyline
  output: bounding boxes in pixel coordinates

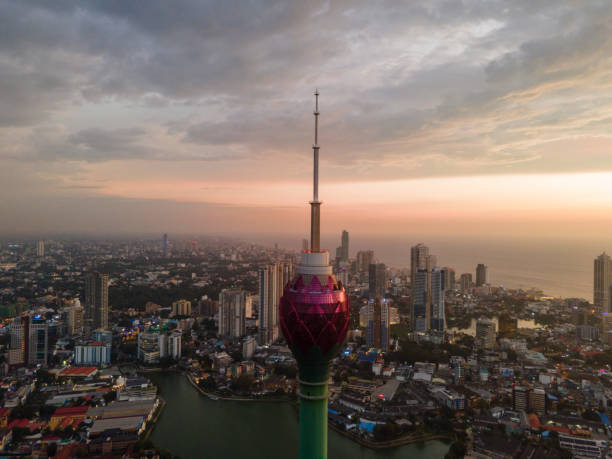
[3,3,612,458]
[3,2,612,238]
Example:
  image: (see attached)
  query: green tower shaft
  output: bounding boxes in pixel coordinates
[297,364,329,459]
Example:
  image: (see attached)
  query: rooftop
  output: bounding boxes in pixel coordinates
[59,367,98,377]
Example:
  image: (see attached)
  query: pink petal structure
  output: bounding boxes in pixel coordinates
[280,274,350,356]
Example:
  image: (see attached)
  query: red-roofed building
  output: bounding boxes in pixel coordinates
[528,414,571,435]
[41,435,62,443]
[49,405,89,430]
[7,419,46,432]
[58,367,98,378]
[529,413,540,429]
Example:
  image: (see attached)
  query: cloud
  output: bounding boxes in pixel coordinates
[2,0,612,233]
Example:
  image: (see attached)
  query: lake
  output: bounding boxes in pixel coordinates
[149,372,451,459]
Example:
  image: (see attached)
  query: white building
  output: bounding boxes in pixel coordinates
[137,330,181,363]
[258,261,292,345]
[242,336,256,360]
[74,342,111,366]
[64,302,84,337]
[137,332,161,364]
[168,331,182,359]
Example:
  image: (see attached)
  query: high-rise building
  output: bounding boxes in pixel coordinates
[340,230,349,262]
[460,273,473,292]
[366,298,390,351]
[74,342,111,366]
[36,240,45,258]
[258,261,292,345]
[368,263,386,299]
[162,233,168,256]
[9,315,48,366]
[476,264,488,287]
[498,314,518,336]
[92,329,113,346]
[336,266,349,287]
[356,250,374,272]
[413,268,444,333]
[301,239,309,251]
[168,331,182,360]
[359,304,368,327]
[413,268,428,333]
[513,386,528,411]
[245,294,256,319]
[197,298,218,318]
[476,318,496,349]
[85,272,109,330]
[31,318,46,366]
[529,388,546,415]
[64,301,84,337]
[367,299,381,349]
[8,317,26,366]
[411,244,441,333]
[594,252,612,312]
[138,332,162,364]
[430,268,445,332]
[171,299,191,317]
[242,336,257,360]
[219,289,247,338]
[576,324,599,341]
[137,329,180,363]
[410,243,430,287]
[441,267,455,291]
[258,264,277,345]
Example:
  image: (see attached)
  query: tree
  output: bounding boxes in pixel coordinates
[10,403,35,420]
[231,374,254,393]
[36,369,55,385]
[445,439,466,459]
[46,442,58,457]
[199,376,216,391]
[582,409,601,422]
[103,390,116,404]
[61,426,75,439]
[373,420,401,442]
[11,427,30,443]
[333,370,347,384]
[74,447,88,457]
[356,361,374,380]
[274,365,297,379]
[134,439,154,453]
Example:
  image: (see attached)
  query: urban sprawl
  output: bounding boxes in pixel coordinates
[0,235,611,458]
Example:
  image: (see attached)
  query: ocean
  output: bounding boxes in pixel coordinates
[256,234,612,301]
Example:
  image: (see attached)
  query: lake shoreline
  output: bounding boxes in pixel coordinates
[185,372,295,403]
[184,371,452,451]
[149,372,450,458]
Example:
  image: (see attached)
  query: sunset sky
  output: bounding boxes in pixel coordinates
[2,1,612,240]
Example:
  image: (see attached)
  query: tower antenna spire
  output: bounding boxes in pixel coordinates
[310,89,321,252]
[280,90,350,459]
